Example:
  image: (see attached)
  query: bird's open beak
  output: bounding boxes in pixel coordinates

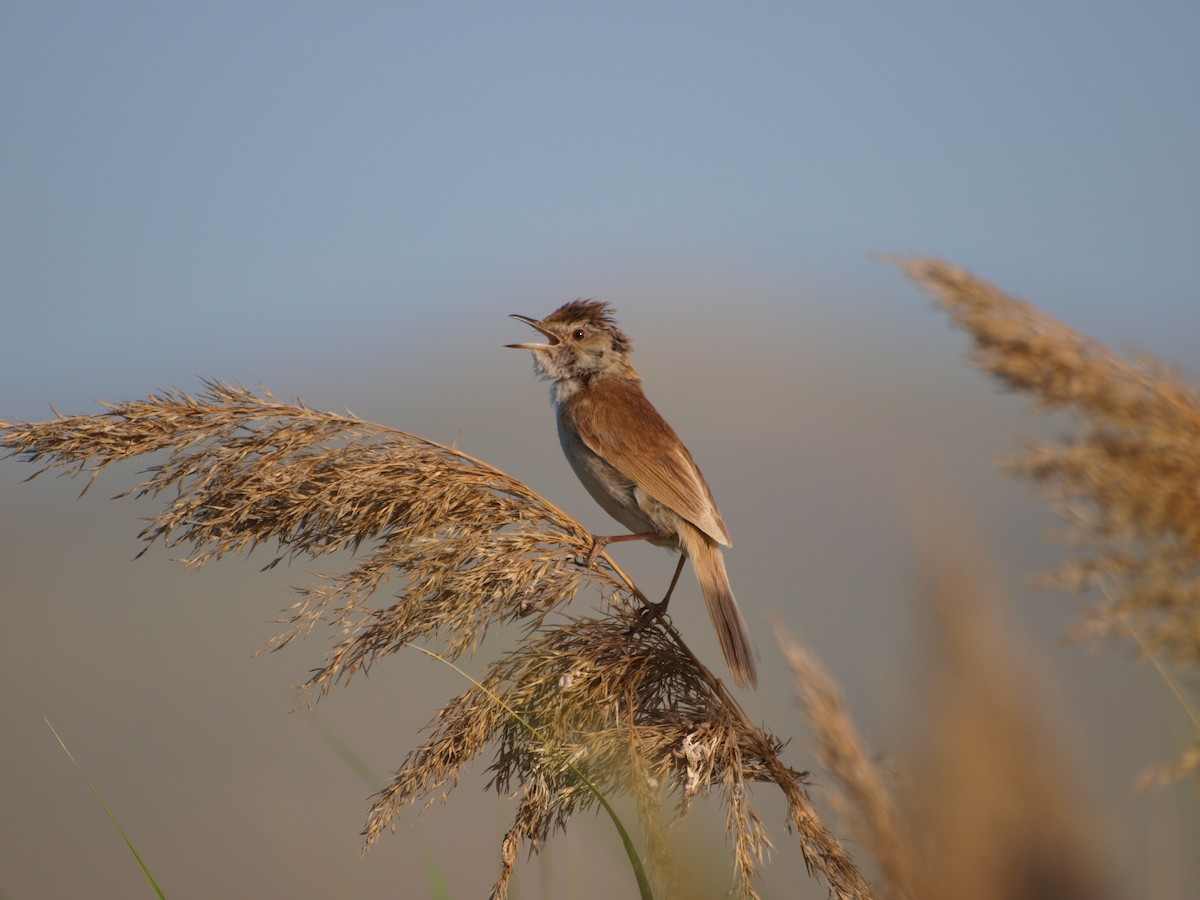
[505,314,560,350]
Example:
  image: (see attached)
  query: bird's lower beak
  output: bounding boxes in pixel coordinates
[505,314,560,350]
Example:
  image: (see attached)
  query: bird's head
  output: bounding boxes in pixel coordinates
[506,300,635,383]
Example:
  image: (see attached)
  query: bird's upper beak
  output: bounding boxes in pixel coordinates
[505,314,560,350]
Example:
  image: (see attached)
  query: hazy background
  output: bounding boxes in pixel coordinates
[2,3,1197,898]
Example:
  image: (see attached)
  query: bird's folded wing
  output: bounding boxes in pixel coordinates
[566,379,731,547]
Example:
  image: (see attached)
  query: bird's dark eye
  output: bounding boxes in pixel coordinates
[571,328,586,340]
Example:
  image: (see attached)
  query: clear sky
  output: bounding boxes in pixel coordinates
[2,3,1197,898]
[2,1,1198,412]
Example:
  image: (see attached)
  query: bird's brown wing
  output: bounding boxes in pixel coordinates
[567,379,731,546]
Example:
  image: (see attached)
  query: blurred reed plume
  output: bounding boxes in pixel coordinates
[0,381,866,899]
[777,628,921,900]
[898,257,1200,784]
[779,528,1123,900]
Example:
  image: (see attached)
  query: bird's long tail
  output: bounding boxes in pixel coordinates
[682,528,757,689]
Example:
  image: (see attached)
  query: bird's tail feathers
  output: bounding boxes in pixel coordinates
[683,529,757,689]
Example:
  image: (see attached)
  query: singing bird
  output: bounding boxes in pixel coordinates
[507,300,756,688]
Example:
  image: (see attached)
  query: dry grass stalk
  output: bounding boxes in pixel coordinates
[1,381,868,898]
[898,257,1200,782]
[776,624,921,900]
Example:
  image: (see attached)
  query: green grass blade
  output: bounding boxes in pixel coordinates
[419,849,453,900]
[44,718,167,900]
[298,705,387,792]
[297,702,453,897]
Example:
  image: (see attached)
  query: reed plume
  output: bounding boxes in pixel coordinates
[898,257,1200,784]
[777,626,921,900]
[1,380,867,899]
[779,529,1124,900]
[909,536,1122,900]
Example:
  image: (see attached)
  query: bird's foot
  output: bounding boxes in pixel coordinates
[571,535,611,569]
[629,596,671,634]
[583,535,610,567]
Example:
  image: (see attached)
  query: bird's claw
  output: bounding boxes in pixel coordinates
[626,599,669,635]
[584,535,609,567]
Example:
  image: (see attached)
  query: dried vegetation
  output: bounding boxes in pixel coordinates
[1,381,864,899]
[3,257,1193,897]
[899,257,1200,785]
[779,534,1124,900]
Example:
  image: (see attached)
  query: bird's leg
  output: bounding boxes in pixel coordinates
[639,552,687,625]
[582,531,661,567]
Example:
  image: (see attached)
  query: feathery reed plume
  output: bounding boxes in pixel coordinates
[1,382,611,688]
[776,624,921,900]
[1,381,869,898]
[371,608,870,900]
[911,532,1122,900]
[898,258,1200,782]
[778,527,1124,900]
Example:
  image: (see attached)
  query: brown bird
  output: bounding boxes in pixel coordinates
[506,300,757,688]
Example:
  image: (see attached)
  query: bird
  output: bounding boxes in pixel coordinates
[506,300,757,688]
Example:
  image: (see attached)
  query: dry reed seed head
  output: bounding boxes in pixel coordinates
[1,382,624,686]
[898,258,1200,424]
[776,624,921,900]
[363,608,860,898]
[4,381,872,898]
[484,610,791,801]
[899,258,1200,776]
[493,829,521,900]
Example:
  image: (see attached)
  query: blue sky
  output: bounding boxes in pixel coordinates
[3,2,1198,412]
[2,4,1198,897]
